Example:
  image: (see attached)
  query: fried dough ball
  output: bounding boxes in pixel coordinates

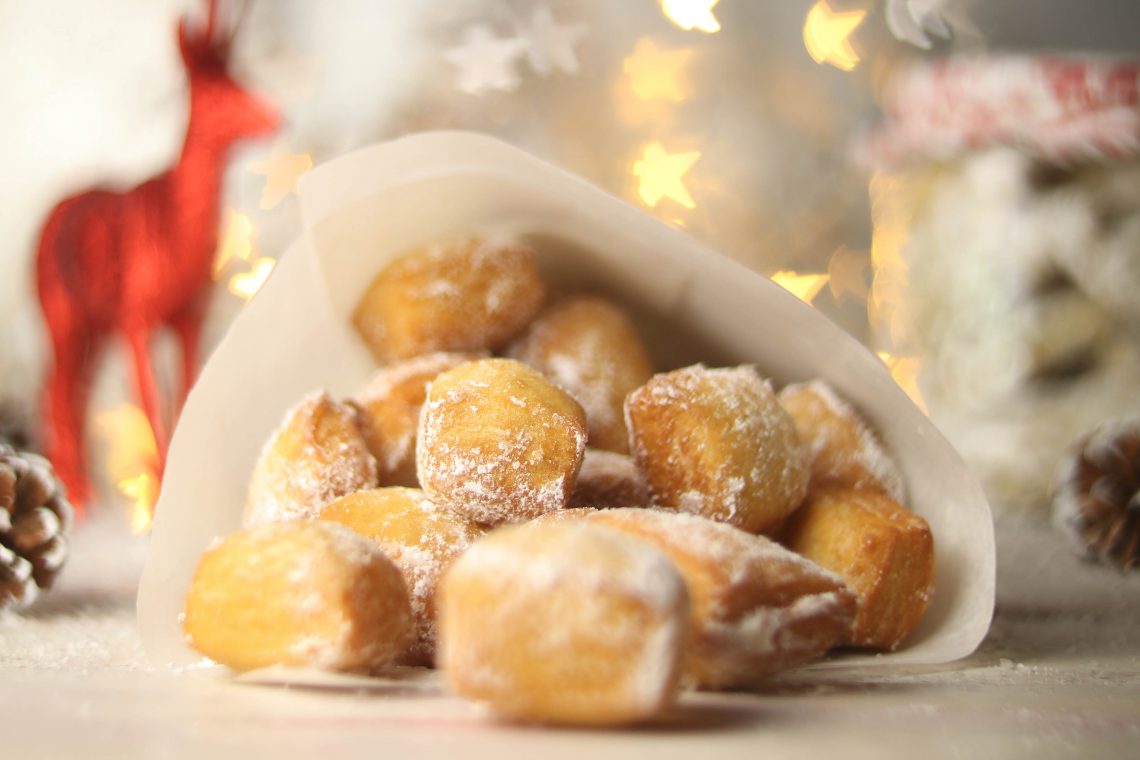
[438,521,690,726]
[245,391,378,526]
[417,358,587,525]
[528,506,599,525]
[587,508,856,688]
[569,448,650,509]
[782,486,935,651]
[625,365,809,534]
[351,237,545,363]
[183,521,413,673]
[778,380,905,501]
[317,487,484,666]
[507,294,654,453]
[354,352,485,487]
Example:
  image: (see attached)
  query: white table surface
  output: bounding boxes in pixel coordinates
[3,513,1138,760]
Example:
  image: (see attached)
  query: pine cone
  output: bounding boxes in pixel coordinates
[1053,416,1140,571]
[1,443,74,612]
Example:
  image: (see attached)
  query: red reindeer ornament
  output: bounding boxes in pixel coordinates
[36,2,278,512]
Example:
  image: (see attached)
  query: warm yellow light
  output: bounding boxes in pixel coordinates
[228,256,276,300]
[120,474,159,534]
[212,209,254,278]
[623,38,692,102]
[93,403,160,533]
[877,351,927,413]
[249,143,313,210]
[660,0,720,33]
[633,142,701,209]
[827,245,870,302]
[771,270,830,304]
[803,1,866,72]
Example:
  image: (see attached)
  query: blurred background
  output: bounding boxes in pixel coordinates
[0,0,1138,554]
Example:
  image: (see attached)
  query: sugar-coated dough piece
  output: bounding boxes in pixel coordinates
[507,294,654,453]
[351,237,545,363]
[244,390,378,526]
[625,364,809,534]
[317,487,483,666]
[183,521,413,672]
[528,506,599,524]
[782,486,935,651]
[439,522,690,726]
[417,358,587,524]
[587,508,855,688]
[569,449,650,509]
[354,352,485,487]
[778,380,905,501]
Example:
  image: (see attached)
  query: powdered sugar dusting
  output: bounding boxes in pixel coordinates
[570,449,650,509]
[586,508,855,686]
[443,522,688,717]
[779,379,906,502]
[626,364,809,532]
[244,391,379,526]
[417,361,587,523]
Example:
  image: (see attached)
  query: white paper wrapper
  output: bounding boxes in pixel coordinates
[137,131,995,675]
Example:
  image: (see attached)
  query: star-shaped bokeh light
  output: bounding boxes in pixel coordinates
[803,0,866,71]
[660,0,721,33]
[229,257,277,301]
[248,143,312,210]
[444,24,530,95]
[633,142,701,209]
[771,271,830,304]
[623,38,692,101]
[524,6,588,76]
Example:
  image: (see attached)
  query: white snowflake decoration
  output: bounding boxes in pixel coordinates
[443,24,529,95]
[523,6,587,77]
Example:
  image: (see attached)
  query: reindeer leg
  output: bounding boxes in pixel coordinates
[170,303,205,413]
[42,323,101,512]
[125,329,168,481]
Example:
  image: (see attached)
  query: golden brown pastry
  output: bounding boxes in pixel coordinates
[317,487,483,666]
[778,380,905,500]
[507,294,654,453]
[568,448,650,509]
[417,358,587,525]
[354,352,484,487]
[782,486,935,651]
[351,237,545,363]
[183,521,413,672]
[438,521,690,726]
[587,508,856,688]
[244,390,378,525]
[625,364,809,534]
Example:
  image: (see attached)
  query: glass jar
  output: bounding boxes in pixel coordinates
[865,55,1140,518]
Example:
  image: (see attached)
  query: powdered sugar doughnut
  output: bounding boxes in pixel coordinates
[245,391,378,526]
[507,294,654,453]
[354,352,485,487]
[439,521,690,726]
[625,365,809,534]
[587,508,856,688]
[569,448,650,509]
[783,486,935,651]
[351,237,545,363]
[417,358,587,524]
[317,487,484,666]
[183,521,413,672]
[778,380,905,501]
